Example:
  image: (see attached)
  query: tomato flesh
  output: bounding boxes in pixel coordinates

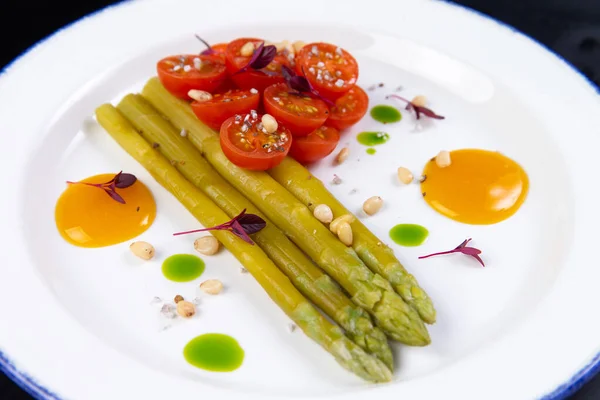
[191,89,260,131]
[226,38,292,91]
[157,54,227,99]
[289,125,340,164]
[325,86,369,131]
[263,83,329,136]
[220,112,292,171]
[296,43,358,101]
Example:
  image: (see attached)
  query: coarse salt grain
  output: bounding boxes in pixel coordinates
[183,65,192,72]
[193,57,202,70]
[250,88,258,94]
[334,79,344,87]
[173,65,181,71]
[180,129,187,137]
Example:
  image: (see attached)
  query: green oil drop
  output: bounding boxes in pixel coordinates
[389,224,429,247]
[184,333,245,372]
[162,254,205,282]
[357,131,390,146]
[366,148,377,155]
[370,105,402,123]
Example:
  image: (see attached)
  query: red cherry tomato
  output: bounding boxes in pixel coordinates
[191,89,260,131]
[325,86,369,131]
[157,54,227,99]
[296,43,358,101]
[263,83,329,136]
[225,38,291,91]
[220,112,292,170]
[289,125,340,164]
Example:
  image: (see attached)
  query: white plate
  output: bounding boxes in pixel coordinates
[1,0,599,399]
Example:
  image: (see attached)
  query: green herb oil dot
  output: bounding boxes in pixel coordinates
[389,224,429,247]
[162,254,205,282]
[366,148,377,155]
[357,131,390,146]
[370,105,402,123]
[184,333,245,372]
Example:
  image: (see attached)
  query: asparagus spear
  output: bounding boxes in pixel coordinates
[96,103,393,383]
[141,78,431,346]
[270,158,436,324]
[117,94,393,369]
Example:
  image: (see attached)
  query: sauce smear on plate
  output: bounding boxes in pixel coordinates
[55,173,156,247]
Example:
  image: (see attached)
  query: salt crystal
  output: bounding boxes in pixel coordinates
[193,297,202,305]
[288,324,297,333]
[150,296,162,305]
[180,129,187,137]
[331,175,343,185]
[240,267,248,274]
[160,304,177,319]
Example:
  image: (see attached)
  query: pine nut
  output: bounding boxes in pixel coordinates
[335,147,349,164]
[194,236,220,255]
[240,41,255,57]
[188,89,212,102]
[313,204,334,223]
[292,41,306,52]
[330,214,355,233]
[261,114,278,133]
[200,279,224,295]
[129,241,155,260]
[397,167,414,184]
[435,150,452,168]
[412,95,427,107]
[363,196,383,216]
[337,222,353,246]
[174,295,184,303]
[176,300,196,318]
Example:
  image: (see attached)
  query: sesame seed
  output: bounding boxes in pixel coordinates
[173,65,182,71]
[250,88,258,94]
[334,79,345,87]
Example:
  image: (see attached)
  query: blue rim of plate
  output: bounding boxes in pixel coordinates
[0,1,598,399]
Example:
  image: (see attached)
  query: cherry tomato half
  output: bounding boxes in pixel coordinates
[325,86,369,131]
[263,83,329,136]
[225,38,291,92]
[157,54,227,99]
[220,112,292,170]
[296,43,358,101]
[191,89,260,131]
[289,125,340,164]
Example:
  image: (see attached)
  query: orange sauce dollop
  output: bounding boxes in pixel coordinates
[55,173,156,247]
[421,149,529,225]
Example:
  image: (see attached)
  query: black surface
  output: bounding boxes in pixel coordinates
[0,1,598,399]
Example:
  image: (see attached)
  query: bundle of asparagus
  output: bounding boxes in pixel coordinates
[142,78,430,346]
[94,77,437,382]
[96,104,392,383]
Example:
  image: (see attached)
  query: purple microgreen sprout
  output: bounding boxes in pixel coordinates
[235,42,277,75]
[195,34,216,56]
[281,65,335,106]
[66,171,137,204]
[386,94,445,120]
[172,209,266,245]
[418,238,485,267]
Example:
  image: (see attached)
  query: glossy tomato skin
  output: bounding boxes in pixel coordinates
[157,54,227,99]
[296,43,359,101]
[191,89,260,131]
[226,38,291,92]
[263,83,329,136]
[289,125,340,164]
[325,86,369,131]
[220,113,292,171]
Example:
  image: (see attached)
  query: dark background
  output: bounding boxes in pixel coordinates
[0,0,598,399]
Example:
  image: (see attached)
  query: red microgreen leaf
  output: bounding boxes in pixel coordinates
[236,42,277,75]
[418,238,485,267]
[386,94,445,120]
[172,209,266,245]
[280,65,335,106]
[66,171,136,204]
[237,213,267,234]
[104,188,126,204]
[115,173,137,189]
